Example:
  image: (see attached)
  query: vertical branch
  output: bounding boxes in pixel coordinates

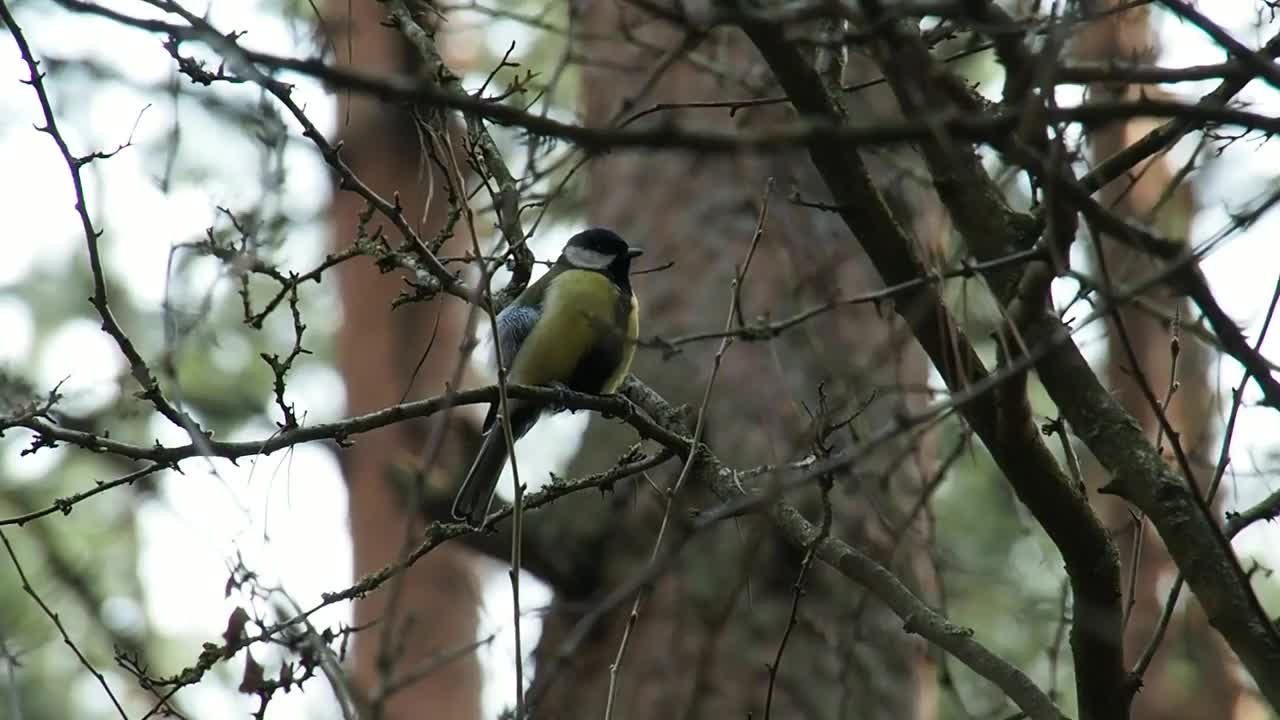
[602,179,772,720]
[322,0,483,715]
[763,463,832,720]
[381,4,551,715]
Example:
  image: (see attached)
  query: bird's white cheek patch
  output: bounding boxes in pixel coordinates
[564,245,615,269]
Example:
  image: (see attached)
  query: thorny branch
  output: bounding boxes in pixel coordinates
[603,179,772,720]
[2,0,208,442]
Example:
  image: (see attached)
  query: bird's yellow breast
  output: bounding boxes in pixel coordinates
[509,269,638,393]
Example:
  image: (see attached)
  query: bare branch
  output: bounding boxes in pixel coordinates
[3,0,207,440]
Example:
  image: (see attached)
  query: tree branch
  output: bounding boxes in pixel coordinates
[39,1,1280,157]
[1030,316,1280,707]
[1157,0,1280,92]
[3,0,207,439]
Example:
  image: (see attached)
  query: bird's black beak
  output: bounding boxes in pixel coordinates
[627,247,644,258]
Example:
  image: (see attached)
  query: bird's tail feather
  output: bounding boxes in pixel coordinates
[452,400,539,526]
[452,428,509,526]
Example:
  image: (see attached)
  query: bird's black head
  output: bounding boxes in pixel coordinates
[559,228,643,284]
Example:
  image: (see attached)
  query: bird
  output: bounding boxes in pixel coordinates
[451,227,643,526]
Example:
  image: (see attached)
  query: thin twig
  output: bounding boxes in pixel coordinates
[0,529,129,719]
[763,455,833,719]
[603,179,772,720]
[1131,273,1280,682]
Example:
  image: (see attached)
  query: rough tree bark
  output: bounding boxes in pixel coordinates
[328,5,483,718]
[1075,3,1243,718]
[530,7,938,719]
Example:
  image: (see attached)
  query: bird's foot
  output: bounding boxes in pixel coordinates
[548,381,575,413]
[600,392,631,420]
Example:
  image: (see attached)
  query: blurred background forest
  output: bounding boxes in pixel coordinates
[2,0,1280,719]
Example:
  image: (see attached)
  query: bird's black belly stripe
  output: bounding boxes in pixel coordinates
[567,339,624,395]
[566,291,633,394]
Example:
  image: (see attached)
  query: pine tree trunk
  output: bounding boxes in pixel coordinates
[329,5,483,718]
[531,8,938,718]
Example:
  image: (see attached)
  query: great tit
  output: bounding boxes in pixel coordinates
[451,228,643,525]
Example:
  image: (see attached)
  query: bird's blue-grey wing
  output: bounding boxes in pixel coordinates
[494,303,540,373]
[481,303,541,434]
